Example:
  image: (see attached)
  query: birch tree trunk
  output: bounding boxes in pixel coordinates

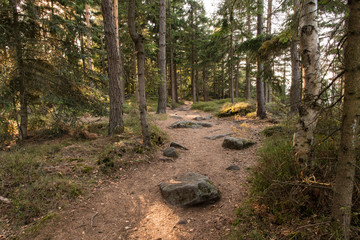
[290,0,302,113]
[101,0,124,135]
[256,0,266,119]
[332,1,360,238]
[128,0,151,147]
[157,0,167,113]
[293,0,321,165]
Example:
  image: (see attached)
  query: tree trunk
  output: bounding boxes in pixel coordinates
[113,0,125,104]
[202,66,208,101]
[101,0,124,135]
[332,1,360,238]
[229,32,234,104]
[195,68,199,101]
[290,0,301,113]
[11,0,28,140]
[190,4,196,103]
[85,3,92,71]
[245,13,251,100]
[128,0,151,147]
[256,0,266,119]
[264,0,272,103]
[221,60,225,98]
[157,0,167,113]
[235,61,240,99]
[293,0,321,165]
[168,0,176,109]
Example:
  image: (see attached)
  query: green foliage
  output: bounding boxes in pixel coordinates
[217,101,255,117]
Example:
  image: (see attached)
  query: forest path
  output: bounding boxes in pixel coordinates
[38,102,270,240]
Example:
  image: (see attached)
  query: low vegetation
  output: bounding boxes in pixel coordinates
[0,105,167,239]
[229,110,360,239]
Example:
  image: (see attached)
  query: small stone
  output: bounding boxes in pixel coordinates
[163,147,178,158]
[177,219,187,225]
[226,165,240,171]
[169,114,183,119]
[124,226,131,230]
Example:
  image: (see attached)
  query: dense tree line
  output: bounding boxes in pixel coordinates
[0,0,359,238]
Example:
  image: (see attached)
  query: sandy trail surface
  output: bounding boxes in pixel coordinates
[37,103,269,240]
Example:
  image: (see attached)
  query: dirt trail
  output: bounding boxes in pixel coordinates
[38,103,269,240]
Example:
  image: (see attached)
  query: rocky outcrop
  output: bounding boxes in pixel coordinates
[159,172,220,206]
[222,137,255,150]
[170,121,212,129]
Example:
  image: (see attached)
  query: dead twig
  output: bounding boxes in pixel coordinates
[90,212,98,227]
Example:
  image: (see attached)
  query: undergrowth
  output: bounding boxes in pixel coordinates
[0,105,168,239]
[229,113,359,239]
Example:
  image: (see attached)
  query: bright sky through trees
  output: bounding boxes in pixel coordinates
[203,0,221,17]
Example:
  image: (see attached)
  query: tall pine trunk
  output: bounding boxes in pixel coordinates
[229,31,234,104]
[256,0,266,119]
[157,0,167,113]
[113,0,125,104]
[101,0,124,135]
[11,0,28,140]
[245,12,251,100]
[290,0,301,113]
[168,0,176,109]
[332,1,360,238]
[128,0,151,147]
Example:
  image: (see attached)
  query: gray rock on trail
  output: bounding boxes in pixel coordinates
[193,116,212,121]
[169,114,183,119]
[170,142,189,150]
[205,133,235,140]
[226,165,240,171]
[163,147,178,158]
[170,121,212,129]
[222,137,255,150]
[159,172,220,207]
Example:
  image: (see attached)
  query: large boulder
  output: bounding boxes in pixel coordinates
[159,172,220,206]
[222,137,255,150]
[170,121,212,129]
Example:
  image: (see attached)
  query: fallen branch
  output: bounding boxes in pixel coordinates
[0,196,11,204]
[90,212,98,227]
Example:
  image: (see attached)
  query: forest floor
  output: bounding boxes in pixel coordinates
[35,102,272,240]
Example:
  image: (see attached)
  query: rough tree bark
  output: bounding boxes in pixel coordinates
[245,12,251,100]
[10,0,28,140]
[128,0,152,147]
[157,0,167,113]
[190,3,196,103]
[85,3,92,71]
[229,31,234,104]
[264,0,272,103]
[290,0,302,113]
[293,0,321,165]
[113,0,125,104]
[168,0,176,108]
[332,1,360,238]
[256,0,267,119]
[101,0,124,135]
